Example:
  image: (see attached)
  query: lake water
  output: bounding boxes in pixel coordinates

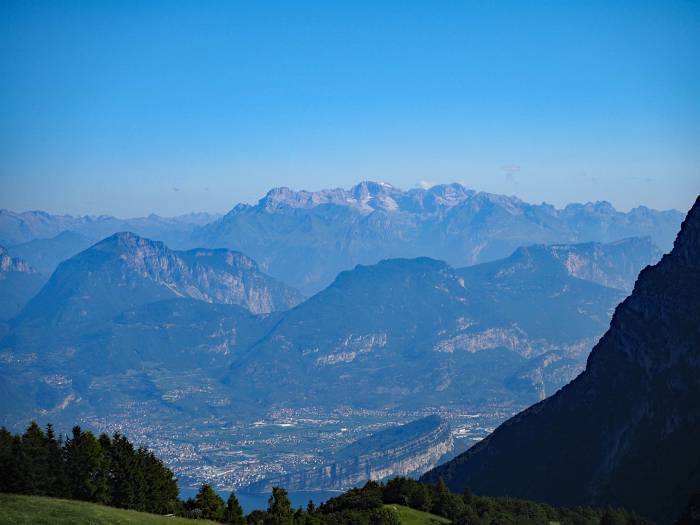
[179,486,341,514]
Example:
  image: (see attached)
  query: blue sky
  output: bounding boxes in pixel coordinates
[1,1,699,216]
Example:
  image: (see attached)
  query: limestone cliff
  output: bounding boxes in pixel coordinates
[246,415,453,492]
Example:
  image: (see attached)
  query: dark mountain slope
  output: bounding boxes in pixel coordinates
[421,196,700,524]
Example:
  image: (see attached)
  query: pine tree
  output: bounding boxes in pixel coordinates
[431,479,450,516]
[194,483,225,521]
[0,427,24,493]
[63,426,110,504]
[45,424,67,497]
[105,433,139,509]
[225,490,245,524]
[600,507,628,525]
[462,486,473,505]
[21,421,51,495]
[267,486,294,524]
[138,447,178,514]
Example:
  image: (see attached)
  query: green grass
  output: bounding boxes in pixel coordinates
[0,495,449,525]
[0,494,219,525]
[385,504,451,525]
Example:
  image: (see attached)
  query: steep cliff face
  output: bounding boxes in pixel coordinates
[421,196,700,524]
[245,416,453,492]
[531,236,661,291]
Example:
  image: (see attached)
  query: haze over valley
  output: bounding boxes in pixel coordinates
[0,182,683,497]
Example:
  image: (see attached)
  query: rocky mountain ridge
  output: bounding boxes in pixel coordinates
[1,185,682,295]
[17,232,303,329]
[194,182,682,293]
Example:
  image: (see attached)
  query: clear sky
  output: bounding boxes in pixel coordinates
[1,1,699,217]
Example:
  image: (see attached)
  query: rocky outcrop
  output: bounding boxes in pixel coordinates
[245,416,453,492]
[540,236,661,291]
[421,196,700,524]
[0,247,45,320]
[0,246,35,273]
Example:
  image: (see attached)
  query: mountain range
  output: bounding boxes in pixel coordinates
[1,183,683,295]
[192,182,682,293]
[421,196,700,524]
[0,232,659,428]
[0,184,690,509]
[0,209,219,247]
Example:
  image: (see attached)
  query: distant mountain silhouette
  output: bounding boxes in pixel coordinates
[0,209,219,248]
[192,182,682,293]
[421,196,700,524]
[1,186,681,295]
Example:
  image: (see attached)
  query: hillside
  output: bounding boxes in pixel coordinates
[0,494,219,525]
[421,196,700,523]
[0,494,451,525]
[225,249,627,409]
[385,505,451,525]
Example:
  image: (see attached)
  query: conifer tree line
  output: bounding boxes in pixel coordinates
[0,422,180,514]
[0,421,247,523]
[1,422,670,524]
